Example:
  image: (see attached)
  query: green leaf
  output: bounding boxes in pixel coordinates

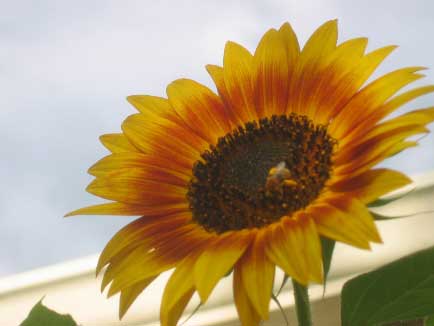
[341,246,434,326]
[321,237,335,281]
[426,315,434,326]
[20,299,77,326]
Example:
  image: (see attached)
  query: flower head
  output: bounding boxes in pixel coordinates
[68,20,434,325]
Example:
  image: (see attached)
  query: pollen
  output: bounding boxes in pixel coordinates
[187,114,337,233]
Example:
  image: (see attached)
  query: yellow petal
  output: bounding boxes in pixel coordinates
[330,66,426,138]
[239,230,275,319]
[194,231,252,302]
[254,28,290,117]
[343,85,434,141]
[88,154,189,186]
[119,275,158,319]
[308,37,368,122]
[278,22,300,65]
[160,253,200,326]
[341,107,434,149]
[289,20,338,115]
[309,196,379,249]
[106,224,207,296]
[96,214,189,275]
[206,64,242,126]
[233,264,261,326]
[88,152,191,180]
[162,289,195,326]
[264,219,309,285]
[86,169,187,205]
[222,41,257,122]
[330,168,412,204]
[122,113,203,168]
[167,78,230,143]
[335,125,428,175]
[99,133,139,153]
[291,213,324,283]
[65,201,188,217]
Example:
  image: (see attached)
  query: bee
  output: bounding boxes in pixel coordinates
[265,161,297,192]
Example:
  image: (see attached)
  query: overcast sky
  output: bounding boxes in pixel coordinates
[1,0,434,276]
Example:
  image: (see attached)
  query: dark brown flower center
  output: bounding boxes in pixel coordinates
[187,114,336,234]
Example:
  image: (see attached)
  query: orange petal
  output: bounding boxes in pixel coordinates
[194,230,252,302]
[88,152,191,180]
[307,37,368,122]
[330,66,426,138]
[335,125,428,175]
[233,264,261,326]
[99,133,139,153]
[289,20,338,115]
[206,64,242,126]
[167,78,231,143]
[86,169,187,205]
[239,230,275,319]
[329,168,412,204]
[320,45,397,121]
[341,107,434,149]
[105,224,210,296]
[88,154,189,187]
[253,28,290,117]
[122,113,203,168]
[97,214,190,275]
[342,85,434,142]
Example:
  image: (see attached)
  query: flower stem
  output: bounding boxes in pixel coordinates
[292,279,312,326]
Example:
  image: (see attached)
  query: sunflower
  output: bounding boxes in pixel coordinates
[67,20,434,325]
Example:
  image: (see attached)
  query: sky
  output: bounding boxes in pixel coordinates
[1,0,434,276]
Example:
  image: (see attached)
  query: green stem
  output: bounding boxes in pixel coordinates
[292,279,312,326]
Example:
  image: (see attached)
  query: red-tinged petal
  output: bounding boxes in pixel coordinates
[288,20,338,115]
[88,152,191,180]
[122,113,203,169]
[343,85,434,142]
[167,78,231,143]
[254,28,290,117]
[330,67,426,138]
[97,214,190,275]
[86,169,187,205]
[105,224,210,296]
